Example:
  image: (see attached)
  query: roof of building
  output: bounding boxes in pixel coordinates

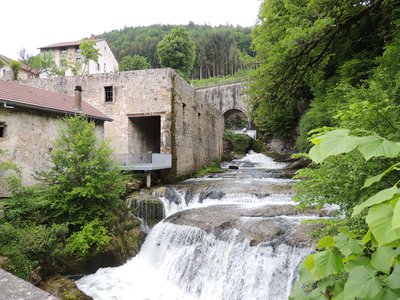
[0,80,111,121]
[39,39,106,50]
[0,54,39,76]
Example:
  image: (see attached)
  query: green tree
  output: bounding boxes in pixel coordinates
[9,61,21,80]
[157,26,196,79]
[119,54,150,71]
[79,38,100,75]
[40,115,125,225]
[248,0,399,139]
[18,49,57,76]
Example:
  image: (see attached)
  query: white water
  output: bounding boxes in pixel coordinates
[76,153,313,300]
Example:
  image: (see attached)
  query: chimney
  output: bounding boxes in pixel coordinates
[74,86,82,111]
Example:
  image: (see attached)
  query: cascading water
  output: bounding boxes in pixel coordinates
[77,152,324,300]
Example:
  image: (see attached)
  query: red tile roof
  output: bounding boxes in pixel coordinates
[0,54,39,76]
[0,80,111,121]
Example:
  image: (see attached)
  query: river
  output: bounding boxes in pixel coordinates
[76,152,326,300]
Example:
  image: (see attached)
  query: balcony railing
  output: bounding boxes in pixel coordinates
[114,153,172,171]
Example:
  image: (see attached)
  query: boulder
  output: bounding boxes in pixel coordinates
[39,274,92,300]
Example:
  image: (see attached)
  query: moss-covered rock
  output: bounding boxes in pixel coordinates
[39,275,92,300]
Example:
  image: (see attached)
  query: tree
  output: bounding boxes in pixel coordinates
[248,0,400,139]
[40,115,125,226]
[119,54,150,71]
[9,61,21,80]
[157,26,196,79]
[79,38,100,75]
[19,48,58,75]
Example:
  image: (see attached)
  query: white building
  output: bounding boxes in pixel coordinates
[39,37,118,77]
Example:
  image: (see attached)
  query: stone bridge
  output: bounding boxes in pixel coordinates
[195,82,250,123]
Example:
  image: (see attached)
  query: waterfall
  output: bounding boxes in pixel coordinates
[77,152,322,299]
[77,221,311,300]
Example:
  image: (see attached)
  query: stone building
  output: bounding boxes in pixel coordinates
[0,80,111,195]
[39,38,118,77]
[23,68,225,180]
[0,54,39,80]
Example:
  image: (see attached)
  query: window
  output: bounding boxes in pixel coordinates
[76,47,81,53]
[104,86,113,102]
[61,48,67,54]
[97,63,100,71]
[0,122,6,138]
[76,58,82,64]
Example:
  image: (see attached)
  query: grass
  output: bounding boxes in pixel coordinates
[191,70,250,89]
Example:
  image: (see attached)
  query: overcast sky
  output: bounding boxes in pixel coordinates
[2,0,261,59]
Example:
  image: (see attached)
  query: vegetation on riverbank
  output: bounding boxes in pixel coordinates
[0,116,141,281]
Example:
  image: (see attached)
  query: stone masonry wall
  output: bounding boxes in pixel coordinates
[23,68,224,179]
[195,82,248,115]
[173,74,224,175]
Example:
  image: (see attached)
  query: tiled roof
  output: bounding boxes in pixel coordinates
[0,54,39,76]
[0,80,111,121]
[39,39,105,50]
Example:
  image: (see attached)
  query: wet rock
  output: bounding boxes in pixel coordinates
[165,204,327,248]
[126,178,143,193]
[228,165,239,169]
[39,274,92,300]
[126,191,165,227]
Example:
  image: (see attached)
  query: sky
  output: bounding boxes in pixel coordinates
[1,0,261,59]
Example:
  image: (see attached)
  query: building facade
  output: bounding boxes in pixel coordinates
[0,54,39,80]
[0,80,110,196]
[39,38,119,77]
[23,69,225,179]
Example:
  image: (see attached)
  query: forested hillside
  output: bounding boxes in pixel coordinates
[98,23,255,79]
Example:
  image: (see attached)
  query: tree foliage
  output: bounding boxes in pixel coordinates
[157,26,196,79]
[9,61,21,80]
[119,54,150,71]
[0,116,126,279]
[98,23,254,79]
[18,49,58,75]
[291,131,400,299]
[249,0,400,139]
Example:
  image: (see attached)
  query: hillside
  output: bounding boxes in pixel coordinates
[97,23,255,79]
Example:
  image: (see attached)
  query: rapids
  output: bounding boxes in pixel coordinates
[76,152,322,300]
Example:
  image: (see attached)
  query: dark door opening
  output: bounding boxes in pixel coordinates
[129,115,161,153]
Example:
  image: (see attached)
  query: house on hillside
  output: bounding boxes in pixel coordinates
[0,80,111,196]
[0,54,39,80]
[38,36,118,77]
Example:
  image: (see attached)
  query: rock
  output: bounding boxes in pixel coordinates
[55,211,146,275]
[0,268,57,300]
[126,178,142,193]
[228,165,239,169]
[39,274,92,300]
[126,191,165,227]
[165,204,331,248]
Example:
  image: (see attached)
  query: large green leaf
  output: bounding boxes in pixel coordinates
[363,163,400,188]
[385,263,400,289]
[317,235,334,249]
[370,246,396,274]
[366,202,400,245]
[392,196,400,230]
[352,186,399,217]
[344,266,382,299]
[358,135,400,160]
[333,233,363,256]
[309,144,324,164]
[314,250,344,279]
[319,129,359,160]
[344,256,375,274]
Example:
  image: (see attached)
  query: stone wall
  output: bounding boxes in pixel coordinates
[195,82,248,116]
[22,68,224,180]
[172,74,225,176]
[0,106,104,195]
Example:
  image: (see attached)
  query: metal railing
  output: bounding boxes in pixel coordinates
[114,153,172,171]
